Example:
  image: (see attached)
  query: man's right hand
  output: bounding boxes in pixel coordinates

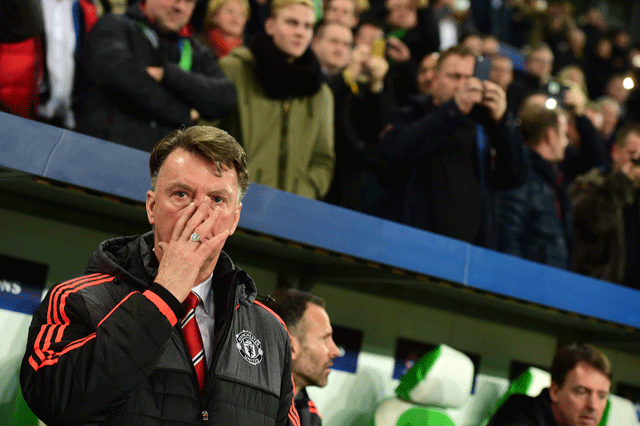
[563,84,586,116]
[454,77,483,115]
[621,160,640,186]
[146,66,164,83]
[154,197,229,302]
[345,44,369,81]
[386,37,411,63]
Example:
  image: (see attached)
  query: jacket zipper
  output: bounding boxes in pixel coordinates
[278,100,290,190]
[201,278,241,423]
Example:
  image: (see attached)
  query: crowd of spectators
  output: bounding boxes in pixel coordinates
[3,0,640,289]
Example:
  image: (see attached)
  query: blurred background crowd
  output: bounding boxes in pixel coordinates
[3,0,640,289]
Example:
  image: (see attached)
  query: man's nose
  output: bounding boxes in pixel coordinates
[174,0,190,10]
[194,196,212,207]
[586,393,599,410]
[329,339,340,358]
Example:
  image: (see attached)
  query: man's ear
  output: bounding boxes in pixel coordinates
[290,334,301,362]
[549,381,560,403]
[146,190,156,226]
[264,17,274,36]
[544,127,556,145]
[611,144,620,165]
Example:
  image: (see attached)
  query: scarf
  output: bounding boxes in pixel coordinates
[207,28,242,58]
[248,32,322,99]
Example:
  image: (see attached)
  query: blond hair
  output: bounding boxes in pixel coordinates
[202,0,250,31]
[270,0,315,17]
[556,65,589,99]
[325,0,370,14]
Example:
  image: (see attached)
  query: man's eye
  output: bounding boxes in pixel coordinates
[175,191,187,198]
[212,196,224,203]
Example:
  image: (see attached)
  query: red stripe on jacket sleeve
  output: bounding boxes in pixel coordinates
[33,274,110,366]
[143,289,178,326]
[59,275,113,324]
[47,274,105,325]
[308,400,321,417]
[289,374,301,426]
[35,334,97,370]
[28,274,134,372]
[254,301,300,426]
[254,300,289,332]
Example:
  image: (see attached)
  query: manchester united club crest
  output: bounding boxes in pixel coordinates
[236,330,263,365]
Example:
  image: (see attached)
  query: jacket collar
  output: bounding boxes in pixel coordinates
[529,149,562,184]
[84,231,256,303]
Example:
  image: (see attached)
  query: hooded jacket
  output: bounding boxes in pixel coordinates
[75,2,237,151]
[21,231,299,426]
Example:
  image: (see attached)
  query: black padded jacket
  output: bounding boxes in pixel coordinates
[21,231,299,426]
[75,2,236,151]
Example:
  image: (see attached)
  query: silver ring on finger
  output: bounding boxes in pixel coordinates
[190,232,201,243]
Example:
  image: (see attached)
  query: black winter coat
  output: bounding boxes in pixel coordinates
[380,96,528,245]
[76,3,236,151]
[21,232,297,426]
[497,150,573,269]
[486,389,559,426]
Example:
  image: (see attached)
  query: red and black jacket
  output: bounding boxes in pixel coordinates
[21,231,299,426]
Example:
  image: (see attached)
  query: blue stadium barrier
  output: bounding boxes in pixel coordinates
[1,111,640,328]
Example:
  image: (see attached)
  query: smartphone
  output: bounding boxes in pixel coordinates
[473,55,492,81]
[545,80,569,108]
[371,38,386,58]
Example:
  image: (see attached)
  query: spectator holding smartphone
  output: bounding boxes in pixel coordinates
[316,20,394,214]
[380,45,527,246]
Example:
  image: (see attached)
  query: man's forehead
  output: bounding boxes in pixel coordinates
[494,57,512,68]
[563,362,611,390]
[440,54,474,72]
[625,132,640,148]
[147,0,196,10]
[532,50,552,60]
[275,3,314,20]
[304,304,331,332]
[356,25,383,42]
[159,149,233,177]
[325,24,352,40]
[328,0,354,11]
[420,56,437,69]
